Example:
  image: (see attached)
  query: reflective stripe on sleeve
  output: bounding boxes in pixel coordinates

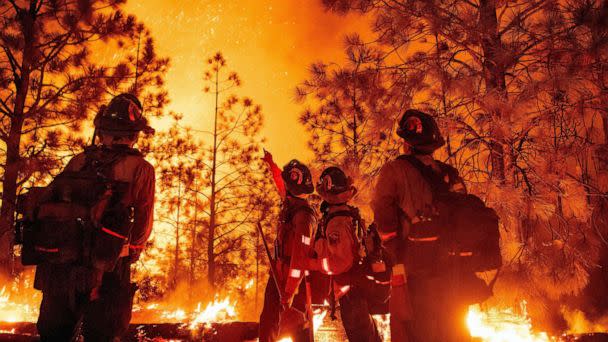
[339,285,351,295]
[290,269,301,278]
[301,235,311,246]
[449,251,473,257]
[408,236,439,242]
[101,227,128,240]
[35,246,59,253]
[378,231,398,242]
[322,258,333,275]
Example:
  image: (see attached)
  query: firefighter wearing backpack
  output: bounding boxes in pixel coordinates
[372,109,500,342]
[29,94,155,341]
[314,167,382,342]
[259,159,317,342]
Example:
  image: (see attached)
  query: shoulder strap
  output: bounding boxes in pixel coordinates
[81,146,135,180]
[396,155,449,195]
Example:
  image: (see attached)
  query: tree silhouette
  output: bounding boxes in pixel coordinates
[0,0,169,276]
[201,52,271,292]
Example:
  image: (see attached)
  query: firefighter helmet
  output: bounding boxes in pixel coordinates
[317,167,353,195]
[94,94,154,136]
[281,160,314,196]
[396,109,445,154]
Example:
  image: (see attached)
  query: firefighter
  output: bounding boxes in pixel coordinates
[314,166,382,342]
[259,159,317,342]
[33,94,155,341]
[371,109,490,342]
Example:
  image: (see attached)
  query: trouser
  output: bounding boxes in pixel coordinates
[405,276,471,342]
[259,277,310,342]
[36,258,136,342]
[339,285,382,342]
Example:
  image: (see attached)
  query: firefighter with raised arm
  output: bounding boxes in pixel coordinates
[314,166,383,342]
[259,156,318,342]
[372,109,497,342]
[23,94,155,341]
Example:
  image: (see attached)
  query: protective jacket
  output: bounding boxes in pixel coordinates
[274,195,317,306]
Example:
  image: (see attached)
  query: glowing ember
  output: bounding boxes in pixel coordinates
[467,301,554,342]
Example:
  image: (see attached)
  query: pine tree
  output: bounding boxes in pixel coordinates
[201,52,269,292]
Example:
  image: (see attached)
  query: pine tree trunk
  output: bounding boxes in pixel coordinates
[189,180,198,293]
[0,7,36,276]
[207,66,220,292]
[0,120,24,277]
[479,0,507,182]
[173,168,182,288]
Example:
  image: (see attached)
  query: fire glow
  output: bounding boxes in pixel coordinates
[467,301,553,342]
[0,286,38,323]
[132,296,238,328]
[1,280,605,342]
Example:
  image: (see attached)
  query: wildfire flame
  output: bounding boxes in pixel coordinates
[132,295,238,329]
[467,301,553,342]
[0,286,38,323]
[189,296,237,329]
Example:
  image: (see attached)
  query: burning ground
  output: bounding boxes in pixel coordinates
[1,271,607,341]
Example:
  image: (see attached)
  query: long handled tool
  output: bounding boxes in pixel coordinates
[257,222,315,342]
[257,221,281,298]
[303,272,315,342]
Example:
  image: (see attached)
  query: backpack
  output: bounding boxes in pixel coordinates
[316,204,390,314]
[397,155,502,276]
[21,146,137,269]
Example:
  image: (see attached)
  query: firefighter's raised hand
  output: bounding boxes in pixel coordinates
[261,149,274,165]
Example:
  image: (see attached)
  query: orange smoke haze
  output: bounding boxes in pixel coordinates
[126,0,370,164]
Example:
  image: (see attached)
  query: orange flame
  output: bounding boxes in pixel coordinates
[0,286,39,323]
[467,301,554,342]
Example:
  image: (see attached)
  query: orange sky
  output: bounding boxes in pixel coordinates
[126,0,368,165]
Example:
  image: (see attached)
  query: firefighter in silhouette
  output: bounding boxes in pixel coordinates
[371,109,493,342]
[259,159,317,342]
[28,94,155,341]
[314,166,383,342]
